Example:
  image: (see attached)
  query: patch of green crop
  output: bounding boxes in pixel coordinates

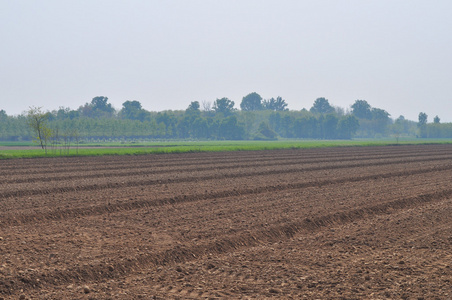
[1,139,452,159]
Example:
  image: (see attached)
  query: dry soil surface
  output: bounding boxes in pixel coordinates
[1,145,452,299]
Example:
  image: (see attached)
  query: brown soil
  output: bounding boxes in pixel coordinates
[1,145,452,299]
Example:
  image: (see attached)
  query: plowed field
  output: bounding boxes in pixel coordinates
[1,145,452,299]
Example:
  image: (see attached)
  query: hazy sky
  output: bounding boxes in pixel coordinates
[1,1,451,121]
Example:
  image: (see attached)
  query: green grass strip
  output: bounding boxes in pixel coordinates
[1,139,452,159]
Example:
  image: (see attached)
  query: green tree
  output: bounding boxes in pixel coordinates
[218,116,245,140]
[351,100,372,119]
[434,115,440,124]
[240,92,263,111]
[0,109,7,120]
[92,96,114,112]
[80,96,115,118]
[53,107,70,120]
[294,115,318,138]
[370,108,391,135]
[67,110,80,120]
[269,112,282,134]
[120,100,149,121]
[0,111,9,140]
[213,98,235,116]
[263,96,288,111]
[185,101,201,118]
[280,114,295,138]
[418,112,428,138]
[177,116,191,138]
[371,108,390,120]
[27,106,53,152]
[310,97,335,114]
[187,101,200,111]
[418,112,428,126]
[337,115,359,139]
[156,112,178,138]
[191,117,209,139]
[322,114,339,139]
[254,122,277,140]
[392,116,405,142]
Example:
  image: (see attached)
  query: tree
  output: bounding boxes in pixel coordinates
[294,115,318,138]
[310,97,335,114]
[351,100,372,119]
[263,96,288,111]
[418,112,428,138]
[254,122,277,140]
[213,98,235,116]
[27,106,53,152]
[91,96,113,112]
[123,100,142,111]
[240,92,263,111]
[392,115,405,142]
[337,115,359,139]
[269,112,282,135]
[418,112,428,126]
[177,116,191,138]
[434,115,440,124]
[370,108,391,135]
[218,116,245,140]
[371,108,390,120]
[156,112,178,138]
[191,117,209,139]
[0,109,7,120]
[322,114,339,139]
[80,96,115,118]
[185,101,201,118]
[281,114,295,138]
[187,101,200,111]
[120,100,148,121]
[201,100,212,112]
[67,110,80,120]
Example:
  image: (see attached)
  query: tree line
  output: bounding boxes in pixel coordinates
[0,93,447,145]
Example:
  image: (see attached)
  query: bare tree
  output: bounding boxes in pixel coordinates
[72,128,81,155]
[50,125,60,154]
[201,100,212,112]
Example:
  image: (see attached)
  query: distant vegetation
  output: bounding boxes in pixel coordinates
[0,94,449,147]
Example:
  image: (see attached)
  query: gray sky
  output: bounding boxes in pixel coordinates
[1,0,451,121]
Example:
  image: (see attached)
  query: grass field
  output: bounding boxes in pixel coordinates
[1,138,452,159]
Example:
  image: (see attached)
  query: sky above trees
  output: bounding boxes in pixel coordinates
[1,1,451,121]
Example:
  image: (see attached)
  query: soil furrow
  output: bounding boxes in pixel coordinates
[4,152,452,185]
[2,151,452,197]
[2,145,452,299]
[2,164,451,227]
[2,187,451,296]
[2,144,451,174]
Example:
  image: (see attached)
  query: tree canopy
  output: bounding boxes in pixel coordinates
[120,100,149,121]
[418,112,428,126]
[240,92,263,111]
[79,96,115,118]
[351,100,372,119]
[213,98,235,116]
[310,97,335,114]
[263,97,288,111]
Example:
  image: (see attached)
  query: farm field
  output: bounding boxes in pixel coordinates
[1,144,452,299]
